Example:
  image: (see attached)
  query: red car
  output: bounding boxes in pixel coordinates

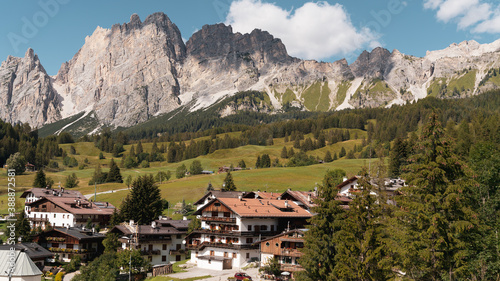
[234,272,253,280]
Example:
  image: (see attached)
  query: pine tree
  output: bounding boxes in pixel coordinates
[14,211,32,242]
[120,174,163,225]
[388,137,408,177]
[395,113,481,280]
[300,169,346,280]
[65,173,79,188]
[106,159,123,183]
[324,150,332,163]
[136,141,143,155]
[333,171,395,280]
[281,146,288,159]
[223,171,236,191]
[255,155,261,168]
[339,147,346,158]
[33,169,46,188]
[288,147,295,158]
[333,152,338,161]
[238,159,246,169]
[189,160,203,175]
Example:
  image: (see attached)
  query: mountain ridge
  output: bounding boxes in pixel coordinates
[1,12,500,132]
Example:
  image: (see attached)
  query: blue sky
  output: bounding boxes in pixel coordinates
[1,0,500,75]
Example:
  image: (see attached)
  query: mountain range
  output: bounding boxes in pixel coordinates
[1,12,500,133]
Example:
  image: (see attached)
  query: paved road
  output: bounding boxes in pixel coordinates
[84,188,129,199]
[165,262,262,281]
[63,270,79,281]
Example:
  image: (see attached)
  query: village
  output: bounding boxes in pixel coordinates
[0,173,405,281]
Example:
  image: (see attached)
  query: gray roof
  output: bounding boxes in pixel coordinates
[21,187,84,199]
[155,219,190,230]
[0,250,42,277]
[50,227,105,240]
[0,243,52,260]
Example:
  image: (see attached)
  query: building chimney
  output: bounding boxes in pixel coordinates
[151,221,156,229]
[254,193,258,199]
[284,200,289,208]
[308,194,311,203]
[130,220,134,226]
[238,195,242,201]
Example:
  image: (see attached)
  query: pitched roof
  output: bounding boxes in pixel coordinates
[155,219,190,230]
[255,229,306,244]
[45,227,105,240]
[197,198,313,218]
[193,190,244,205]
[27,196,115,215]
[336,176,359,190]
[0,250,42,277]
[110,221,189,236]
[0,243,52,260]
[243,191,281,200]
[21,187,84,199]
[280,190,317,209]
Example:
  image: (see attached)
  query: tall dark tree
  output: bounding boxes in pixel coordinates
[106,159,123,183]
[324,150,333,163]
[136,141,143,155]
[189,160,203,175]
[281,146,288,159]
[120,174,163,225]
[339,147,346,158]
[15,211,32,242]
[255,155,261,169]
[388,137,408,177]
[300,169,346,280]
[64,173,79,188]
[333,171,395,280]
[33,169,46,188]
[395,113,481,280]
[223,171,236,191]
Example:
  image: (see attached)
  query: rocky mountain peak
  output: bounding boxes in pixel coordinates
[350,47,392,78]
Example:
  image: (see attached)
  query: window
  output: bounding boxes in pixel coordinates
[210,250,214,256]
[276,243,279,247]
[261,225,267,231]
[233,238,239,243]
[162,244,167,250]
[246,253,250,259]
[248,225,252,231]
[265,242,270,246]
[271,225,274,232]
[214,203,221,207]
[162,256,166,262]
[54,214,56,218]
[224,212,230,217]
[224,252,228,258]
[212,211,219,217]
[246,238,253,243]
[233,253,237,258]
[177,234,182,239]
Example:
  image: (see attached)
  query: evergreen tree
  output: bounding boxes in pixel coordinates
[334,171,395,280]
[109,208,124,227]
[106,159,123,183]
[64,173,79,188]
[395,113,481,280]
[288,147,295,158]
[255,155,261,168]
[281,146,288,159]
[125,175,133,188]
[102,232,121,253]
[261,154,271,168]
[238,159,246,168]
[206,181,214,192]
[388,137,408,177]
[300,169,346,280]
[339,147,346,158]
[189,160,203,175]
[14,211,31,242]
[136,141,143,155]
[120,174,163,225]
[324,150,332,163]
[223,171,236,191]
[33,169,46,188]
[333,152,338,161]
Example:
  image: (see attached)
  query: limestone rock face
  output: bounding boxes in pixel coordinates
[53,12,186,127]
[2,12,500,131]
[0,49,60,128]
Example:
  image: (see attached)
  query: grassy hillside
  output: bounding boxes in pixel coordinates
[2,129,373,215]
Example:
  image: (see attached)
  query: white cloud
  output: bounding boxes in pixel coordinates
[225,0,379,61]
[424,0,500,33]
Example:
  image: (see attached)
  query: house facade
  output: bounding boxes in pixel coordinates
[33,227,105,262]
[186,197,312,270]
[24,194,115,230]
[110,218,190,266]
[258,229,306,275]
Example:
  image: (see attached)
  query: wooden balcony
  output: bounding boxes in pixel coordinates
[200,216,236,224]
[140,249,161,256]
[281,248,303,258]
[187,241,257,251]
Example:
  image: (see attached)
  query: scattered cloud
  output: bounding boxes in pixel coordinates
[424,0,499,33]
[225,0,379,61]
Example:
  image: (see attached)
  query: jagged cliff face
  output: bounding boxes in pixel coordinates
[0,49,60,128]
[1,12,500,131]
[53,13,185,127]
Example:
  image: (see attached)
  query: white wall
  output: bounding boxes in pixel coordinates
[197,258,223,270]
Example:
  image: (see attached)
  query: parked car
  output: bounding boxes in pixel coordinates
[234,272,253,280]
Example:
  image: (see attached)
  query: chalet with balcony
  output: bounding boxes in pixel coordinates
[110,218,190,266]
[33,227,105,262]
[186,196,312,270]
[257,229,306,276]
[24,195,115,229]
